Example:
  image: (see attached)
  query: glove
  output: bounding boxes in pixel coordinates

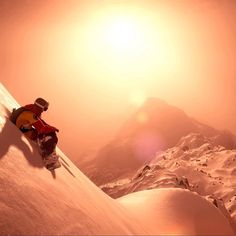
[38,125,59,135]
[20,123,34,133]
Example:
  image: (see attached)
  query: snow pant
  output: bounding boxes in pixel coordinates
[37,132,58,158]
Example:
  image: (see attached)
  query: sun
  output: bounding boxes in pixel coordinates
[106,17,141,51]
[74,7,167,77]
[65,5,181,104]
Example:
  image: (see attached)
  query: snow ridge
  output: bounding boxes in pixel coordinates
[102,132,236,233]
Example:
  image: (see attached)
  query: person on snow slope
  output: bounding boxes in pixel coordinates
[10,98,60,169]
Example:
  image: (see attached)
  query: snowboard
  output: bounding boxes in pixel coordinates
[42,151,61,171]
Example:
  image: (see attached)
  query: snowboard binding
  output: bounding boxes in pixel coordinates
[42,152,61,171]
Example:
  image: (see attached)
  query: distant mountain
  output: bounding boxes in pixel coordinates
[83,97,236,185]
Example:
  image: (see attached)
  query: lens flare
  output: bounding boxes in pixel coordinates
[132,131,165,162]
[136,111,149,124]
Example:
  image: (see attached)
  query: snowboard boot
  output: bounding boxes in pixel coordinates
[43,152,61,171]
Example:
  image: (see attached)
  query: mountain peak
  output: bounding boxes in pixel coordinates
[142,97,168,107]
[85,96,236,186]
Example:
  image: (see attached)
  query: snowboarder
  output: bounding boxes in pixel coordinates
[10,98,61,170]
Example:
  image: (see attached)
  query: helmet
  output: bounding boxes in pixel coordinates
[34,97,49,111]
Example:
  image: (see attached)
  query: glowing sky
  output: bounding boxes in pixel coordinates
[1,0,236,160]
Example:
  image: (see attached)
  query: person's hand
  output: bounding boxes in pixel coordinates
[20,123,33,132]
[38,125,59,135]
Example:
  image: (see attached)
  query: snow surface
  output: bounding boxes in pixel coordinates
[0,83,235,235]
[0,83,148,235]
[119,188,235,235]
[102,133,236,233]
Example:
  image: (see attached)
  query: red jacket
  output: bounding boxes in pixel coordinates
[24,104,59,135]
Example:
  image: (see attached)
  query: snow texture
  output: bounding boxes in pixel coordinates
[0,83,235,235]
[119,188,235,235]
[102,133,236,233]
[0,83,148,235]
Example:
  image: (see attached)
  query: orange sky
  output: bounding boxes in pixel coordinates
[1,0,236,161]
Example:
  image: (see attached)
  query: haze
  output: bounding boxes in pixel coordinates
[1,0,236,161]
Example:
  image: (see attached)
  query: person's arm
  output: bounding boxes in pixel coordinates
[20,122,34,133]
[32,118,59,135]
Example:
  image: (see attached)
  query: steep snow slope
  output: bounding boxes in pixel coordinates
[119,188,235,235]
[0,83,148,235]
